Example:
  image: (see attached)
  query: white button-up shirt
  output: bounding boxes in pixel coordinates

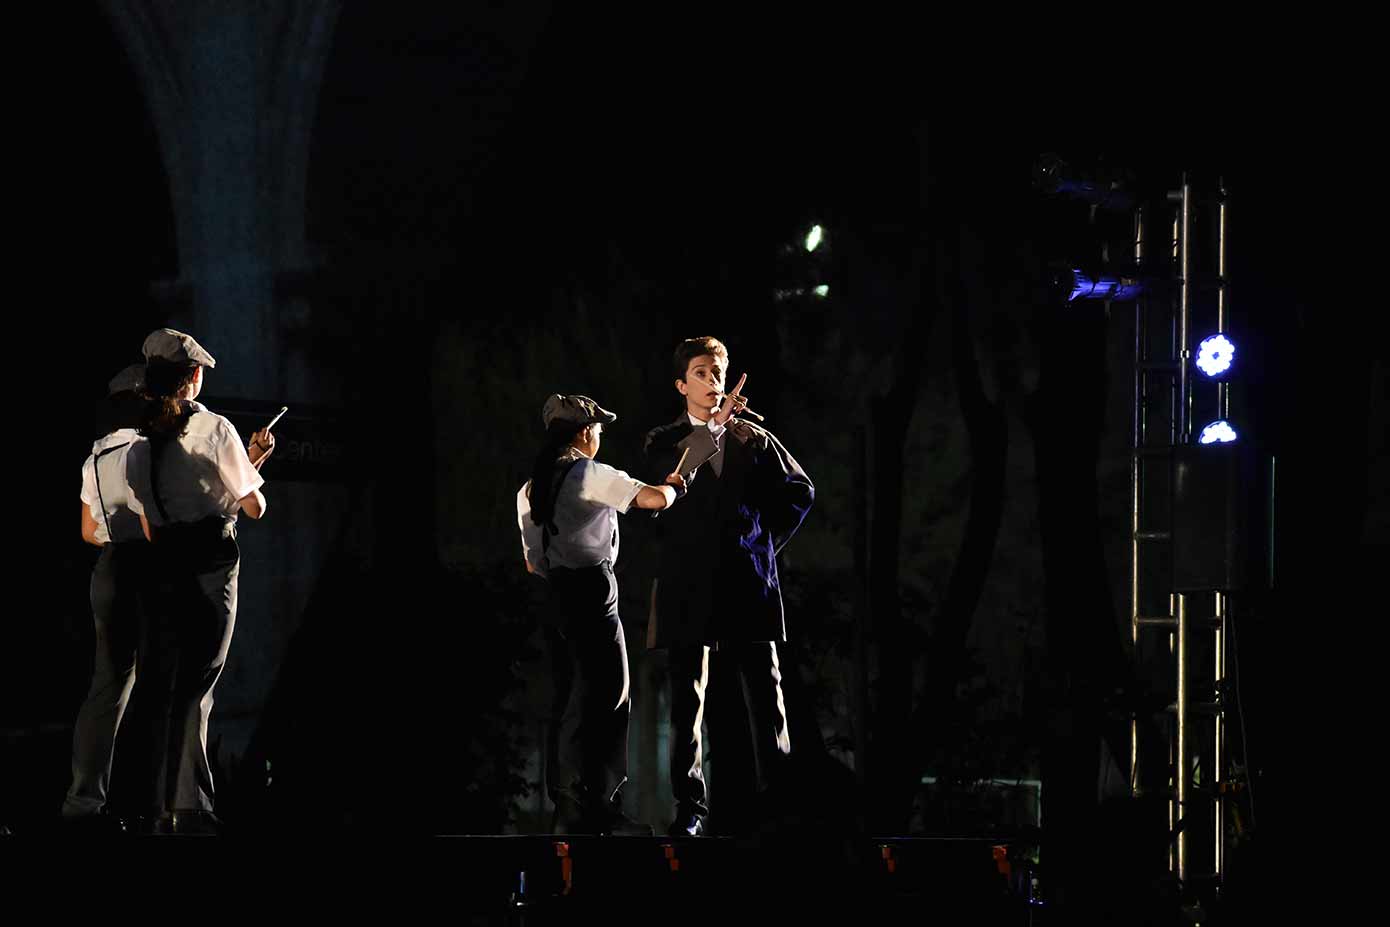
[80,428,145,544]
[688,412,725,435]
[516,452,644,577]
[126,401,264,526]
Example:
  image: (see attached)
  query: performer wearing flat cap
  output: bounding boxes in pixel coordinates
[124,329,276,834]
[62,364,149,831]
[516,393,686,834]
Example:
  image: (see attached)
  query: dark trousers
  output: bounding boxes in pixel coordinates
[546,563,630,812]
[668,641,791,822]
[136,524,239,814]
[62,542,145,819]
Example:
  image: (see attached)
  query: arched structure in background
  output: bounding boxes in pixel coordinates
[97,0,345,775]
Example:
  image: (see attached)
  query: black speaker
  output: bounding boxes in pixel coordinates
[1172,444,1254,592]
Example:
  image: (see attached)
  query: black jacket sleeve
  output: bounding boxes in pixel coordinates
[754,425,814,555]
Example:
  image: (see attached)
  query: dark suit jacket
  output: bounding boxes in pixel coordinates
[642,414,814,647]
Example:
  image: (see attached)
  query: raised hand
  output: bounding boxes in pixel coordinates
[248,427,276,469]
[712,372,748,426]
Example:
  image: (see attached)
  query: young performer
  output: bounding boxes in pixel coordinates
[643,337,814,837]
[62,364,148,831]
[124,329,275,833]
[517,393,685,834]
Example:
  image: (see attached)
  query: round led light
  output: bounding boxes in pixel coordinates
[1198,420,1238,444]
[1196,334,1236,378]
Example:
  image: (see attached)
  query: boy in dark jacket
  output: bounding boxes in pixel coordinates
[644,336,814,836]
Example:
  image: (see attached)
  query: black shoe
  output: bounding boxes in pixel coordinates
[666,811,705,837]
[591,805,653,837]
[550,792,588,834]
[171,810,223,835]
[131,813,177,835]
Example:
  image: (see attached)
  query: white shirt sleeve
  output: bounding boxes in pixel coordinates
[211,416,265,504]
[575,460,644,514]
[80,455,98,507]
[516,482,547,576]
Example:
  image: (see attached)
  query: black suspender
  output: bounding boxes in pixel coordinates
[146,401,196,527]
[540,458,584,556]
[148,434,173,525]
[91,442,132,542]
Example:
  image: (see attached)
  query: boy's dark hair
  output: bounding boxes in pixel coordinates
[672,336,729,382]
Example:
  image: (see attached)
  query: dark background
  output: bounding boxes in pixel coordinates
[6,3,1380,912]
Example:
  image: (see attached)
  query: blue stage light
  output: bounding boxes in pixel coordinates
[1065,269,1143,302]
[1195,334,1236,378]
[1198,420,1238,444]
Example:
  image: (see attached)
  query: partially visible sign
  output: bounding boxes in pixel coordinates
[201,396,358,483]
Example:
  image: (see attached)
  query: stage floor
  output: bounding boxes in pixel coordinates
[7,831,1045,922]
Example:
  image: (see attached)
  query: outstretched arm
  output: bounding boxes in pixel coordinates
[643,426,705,515]
[632,471,688,510]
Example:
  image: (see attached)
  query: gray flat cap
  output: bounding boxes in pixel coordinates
[541,394,617,429]
[106,363,145,396]
[142,328,217,368]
